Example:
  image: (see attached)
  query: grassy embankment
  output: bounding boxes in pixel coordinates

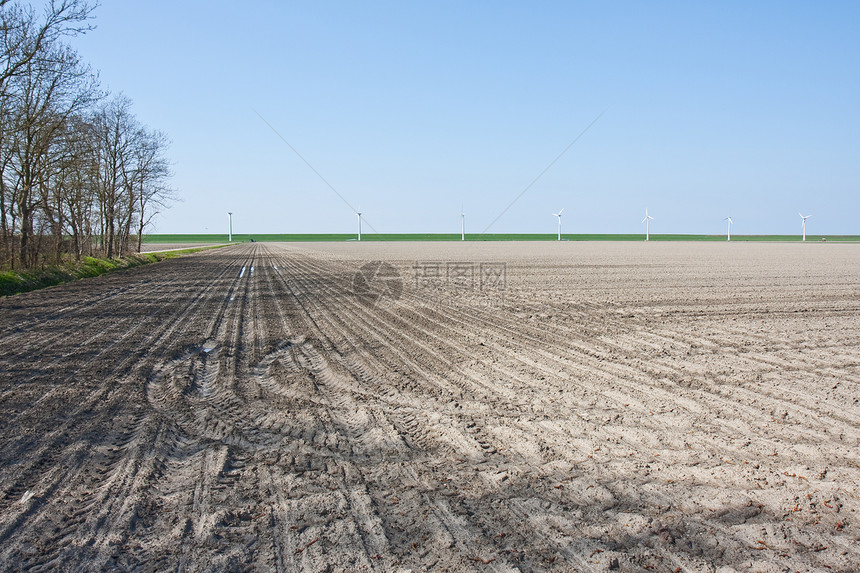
[144,233,860,243]
[0,246,223,297]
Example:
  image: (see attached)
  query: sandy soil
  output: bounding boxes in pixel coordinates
[0,241,858,572]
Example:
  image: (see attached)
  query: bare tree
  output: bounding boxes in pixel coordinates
[42,113,97,261]
[6,39,97,266]
[0,0,96,268]
[0,2,178,270]
[57,115,97,259]
[91,102,174,258]
[0,0,95,93]
[131,128,173,253]
[93,94,137,259]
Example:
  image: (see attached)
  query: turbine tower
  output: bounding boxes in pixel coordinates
[724,216,733,241]
[641,208,654,241]
[461,207,465,241]
[356,211,362,241]
[227,212,233,242]
[799,213,811,241]
[553,208,564,241]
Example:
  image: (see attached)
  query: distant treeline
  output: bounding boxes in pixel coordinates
[1,1,174,270]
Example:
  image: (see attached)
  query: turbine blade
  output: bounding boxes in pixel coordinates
[558,208,565,216]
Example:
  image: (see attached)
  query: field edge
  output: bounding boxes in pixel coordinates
[0,245,226,297]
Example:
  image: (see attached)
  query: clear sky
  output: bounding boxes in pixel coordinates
[72,1,860,236]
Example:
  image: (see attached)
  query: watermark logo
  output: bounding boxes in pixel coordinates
[413,262,506,290]
[413,261,507,310]
[352,261,403,307]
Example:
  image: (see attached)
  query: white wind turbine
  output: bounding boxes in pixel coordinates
[356,210,362,241]
[461,206,465,241]
[724,216,733,241]
[553,208,564,241]
[641,208,654,241]
[799,213,811,241]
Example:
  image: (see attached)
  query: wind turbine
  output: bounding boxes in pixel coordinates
[724,216,733,241]
[356,210,362,241]
[227,212,233,242]
[799,213,811,241]
[553,208,564,241]
[641,208,654,241]
[461,206,465,241]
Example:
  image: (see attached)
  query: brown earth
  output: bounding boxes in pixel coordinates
[0,241,858,572]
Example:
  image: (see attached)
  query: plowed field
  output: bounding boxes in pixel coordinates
[1,242,858,572]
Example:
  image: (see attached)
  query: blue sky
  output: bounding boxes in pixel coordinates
[73,1,860,235]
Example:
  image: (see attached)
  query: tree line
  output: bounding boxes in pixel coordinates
[1,0,174,270]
